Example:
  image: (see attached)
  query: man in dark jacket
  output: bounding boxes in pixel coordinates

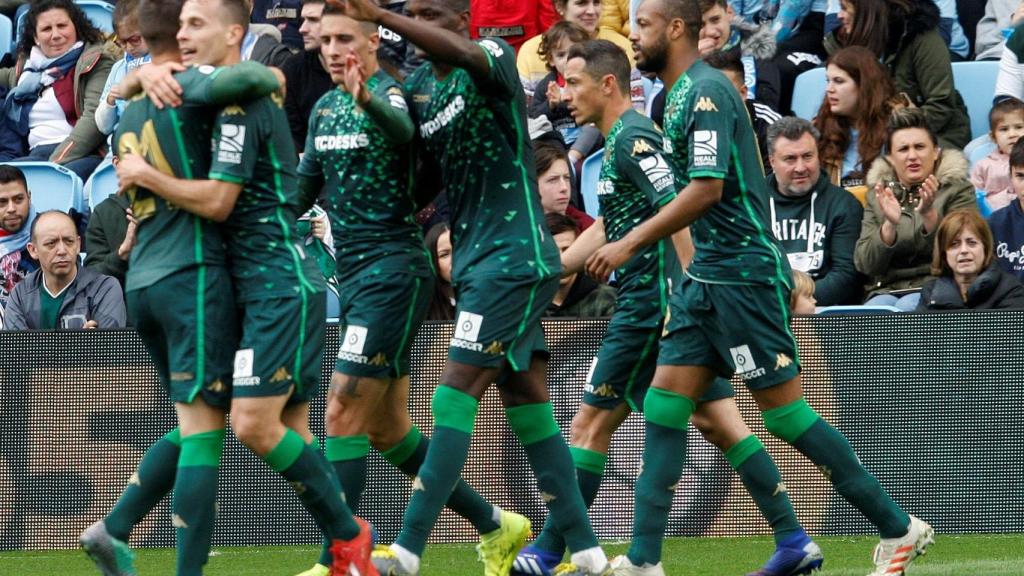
[3,210,125,329]
[84,194,135,288]
[545,213,616,318]
[766,117,864,306]
[282,0,332,151]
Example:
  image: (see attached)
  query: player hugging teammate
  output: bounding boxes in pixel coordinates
[81,1,934,576]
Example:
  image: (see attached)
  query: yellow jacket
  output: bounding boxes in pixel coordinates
[516,28,635,95]
[601,0,631,37]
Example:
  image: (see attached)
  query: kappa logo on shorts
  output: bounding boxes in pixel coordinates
[483,341,505,355]
[233,349,260,386]
[269,367,291,384]
[451,311,484,352]
[693,130,718,167]
[207,379,227,393]
[337,325,373,365]
[775,353,793,370]
[217,124,246,165]
[730,345,766,381]
[585,382,617,398]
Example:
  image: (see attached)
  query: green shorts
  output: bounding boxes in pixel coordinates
[334,273,433,380]
[232,292,326,404]
[658,275,800,390]
[447,274,558,372]
[584,320,734,412]
[127,266,237,409]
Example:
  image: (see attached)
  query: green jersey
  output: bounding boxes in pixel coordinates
[208,93,325,302]
[662,60,790,287]
[118,66,224,292]
[598,109,680,327]
[297,71,429,280]
[404,38,559,280]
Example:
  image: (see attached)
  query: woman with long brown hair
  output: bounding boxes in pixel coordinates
[813,46,894,201]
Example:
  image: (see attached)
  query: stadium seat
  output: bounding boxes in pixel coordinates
[325,288,341,323]
[76,0,115,35]
[6,161,84,213]
[817,305,903,315]
[965,135,996,168]
[85,158,117,211]
[0,14,12,57]
[579,148,603,219]
[791,67,826,121]
[951,61,999,140]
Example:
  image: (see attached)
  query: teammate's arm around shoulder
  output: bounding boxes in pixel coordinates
[116,155,243,222]
[355,75,415,145]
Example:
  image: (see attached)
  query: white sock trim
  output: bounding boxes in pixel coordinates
[570,546,608,571]
[492,505,503,525]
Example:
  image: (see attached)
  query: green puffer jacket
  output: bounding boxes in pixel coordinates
[854,149,976,298]
[0,41,117,165]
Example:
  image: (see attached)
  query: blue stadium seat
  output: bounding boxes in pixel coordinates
[791,67,826,121]
[951,61,999,140]
[817,305,903,315]
[965,135,996,168]
[76,0,115,35]
[84,158,117,211]
[6,161,84,214]
[325,287,341,323]
[579,149,603,219]
[0,14,12,57]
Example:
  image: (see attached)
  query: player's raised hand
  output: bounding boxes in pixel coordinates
[586,240,634,283]
[344,52,370,104]
[325,0,384,22]
[138,61,186,109]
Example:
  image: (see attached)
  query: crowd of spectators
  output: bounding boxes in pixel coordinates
[4,0,1024,331]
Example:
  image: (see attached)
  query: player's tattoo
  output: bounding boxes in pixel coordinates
[332,376,362,398]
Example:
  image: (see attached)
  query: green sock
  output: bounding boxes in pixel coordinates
[396,386,478,556]
[265,429,360,541]
[174,429,224,576]
[628,388,694,567]
[507,403,597,554]
[725,434,801,545]
[764,399,910,539]
[105,427,181,541]
[382,426,499,534]
[326,435,370,511]
[532,447,606,555]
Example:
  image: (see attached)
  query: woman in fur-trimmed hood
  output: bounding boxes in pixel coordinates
[854,109,976,305]
[825,0,970,149]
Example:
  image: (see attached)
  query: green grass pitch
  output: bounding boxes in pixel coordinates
[2,534,1023,575]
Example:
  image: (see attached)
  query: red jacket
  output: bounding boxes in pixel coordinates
[470,0,559,51]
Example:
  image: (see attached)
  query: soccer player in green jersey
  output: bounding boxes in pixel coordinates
[513,39,822,576]
[589,1,933,575]
[78,2,283,575]
[328,0,610,575]
[292,7,530,576]
[115,1,375,574]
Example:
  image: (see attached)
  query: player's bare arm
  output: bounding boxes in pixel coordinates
[328,0,490,77]
[560,217,607,277]
[586,177,722,281]
[117,154,242,222]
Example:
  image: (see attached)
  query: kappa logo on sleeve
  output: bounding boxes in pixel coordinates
[631,138,654,156]
[694,97,718,112]
[217,124,246,165]
[693,130,718,167]
[639,154,675,192]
